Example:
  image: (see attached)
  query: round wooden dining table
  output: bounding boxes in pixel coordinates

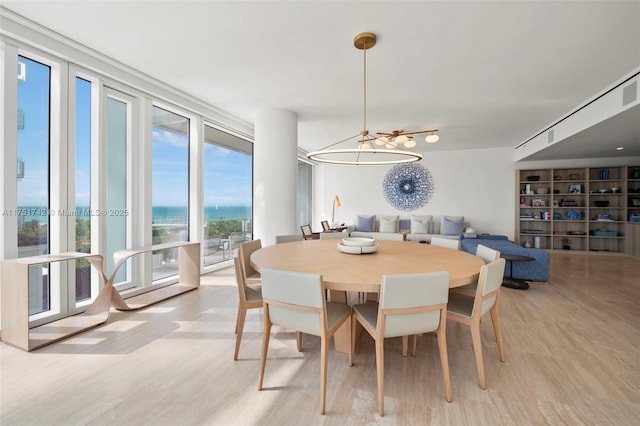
[250,239,484,293]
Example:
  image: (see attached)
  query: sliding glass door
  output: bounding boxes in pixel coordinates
[203,125,252,267]
[151,106,190,280]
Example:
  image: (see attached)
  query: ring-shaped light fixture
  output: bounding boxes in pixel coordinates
[307,148,423,165]
[306,32,434,166]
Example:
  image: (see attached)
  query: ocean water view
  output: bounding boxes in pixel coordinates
[12,206,250,225]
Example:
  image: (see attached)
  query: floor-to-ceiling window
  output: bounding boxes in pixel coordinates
[297,160,313,229]
[151,106,190,280]
[16,56,51,316]
[2,18,257,331]
[104,90,133,286]
[74,76,93,303]
[203,125,252,267]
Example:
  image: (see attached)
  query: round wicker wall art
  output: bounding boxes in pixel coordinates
[382,163,434,211]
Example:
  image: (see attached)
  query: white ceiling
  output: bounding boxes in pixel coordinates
[3,1,640,160]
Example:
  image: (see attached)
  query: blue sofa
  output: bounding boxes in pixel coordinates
[460,235,549,283]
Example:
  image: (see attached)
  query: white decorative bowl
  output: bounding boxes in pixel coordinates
[341,237,376,247]
[338,242,379,255]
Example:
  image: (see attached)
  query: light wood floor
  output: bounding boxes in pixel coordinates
[1,253,639,425]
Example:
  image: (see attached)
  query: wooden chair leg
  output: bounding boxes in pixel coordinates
[470,320,486,390]
[234,307,247,360]
[320,336,329,415]
[234,305,241,334]
[436,312,452,402]
[346,316,353,367]
[376,337,385,416]
[296,331,303,352]
[258,317,272,391]
[351,314,358,361]
[402,336,409,357]
[490,305,506,362]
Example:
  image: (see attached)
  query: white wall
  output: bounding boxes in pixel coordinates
[314,149,640,240]
[314,147,517,239]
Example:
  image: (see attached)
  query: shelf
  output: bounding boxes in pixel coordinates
[107,242,200,312]
[1,253,107,352]
[517,166,639,256]
[0,242,201,352]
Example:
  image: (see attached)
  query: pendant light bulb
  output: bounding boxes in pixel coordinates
[425,134,439,143]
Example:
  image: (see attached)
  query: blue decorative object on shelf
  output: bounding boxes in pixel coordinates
[553,212,563,220]
[382,163,434,211]
[566,210,583,220]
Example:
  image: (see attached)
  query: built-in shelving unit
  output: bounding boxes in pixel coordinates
[516,166,640,255]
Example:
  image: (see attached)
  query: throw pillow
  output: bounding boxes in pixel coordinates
[440,215,464,235]
[410,215,432,234]
[356,215,375,232]
[378,215,399,233]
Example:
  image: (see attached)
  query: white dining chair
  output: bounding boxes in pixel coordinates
[275,234,303,244]
[430,236,461,250]
[319,232,345,240]
[452,244,501,294]
[258,268,352,415]
[238,239,262,284]
[351,271,452,416]
[447,258,506,389]
[375,233,404,241]
[233,257,262,360]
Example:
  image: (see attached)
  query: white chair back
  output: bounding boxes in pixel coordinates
[261,268,324,335]
[430,236,460,250]
[319,232,344,240]
[476,258,506,316]
[476,244,500,263]
[379,271,449,338]
[275,234,302,244]
[375,233,404,241]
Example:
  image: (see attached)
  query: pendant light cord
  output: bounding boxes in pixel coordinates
[363,39,367,134]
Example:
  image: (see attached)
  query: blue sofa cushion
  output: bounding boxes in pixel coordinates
[460,234,549,282]
[441,215,464,235]
[356,215,375,232]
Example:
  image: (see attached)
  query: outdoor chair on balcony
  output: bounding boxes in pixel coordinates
[228,231,247,257]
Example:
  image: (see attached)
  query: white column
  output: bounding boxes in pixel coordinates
[254,109,298,246]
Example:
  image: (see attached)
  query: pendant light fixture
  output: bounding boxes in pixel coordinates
[307,33,432,166]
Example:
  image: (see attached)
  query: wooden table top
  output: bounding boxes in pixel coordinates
[250,239,484,293]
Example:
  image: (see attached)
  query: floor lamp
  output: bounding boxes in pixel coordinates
[331,196,341,224]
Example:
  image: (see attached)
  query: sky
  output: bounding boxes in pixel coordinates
[17,56,252,210]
